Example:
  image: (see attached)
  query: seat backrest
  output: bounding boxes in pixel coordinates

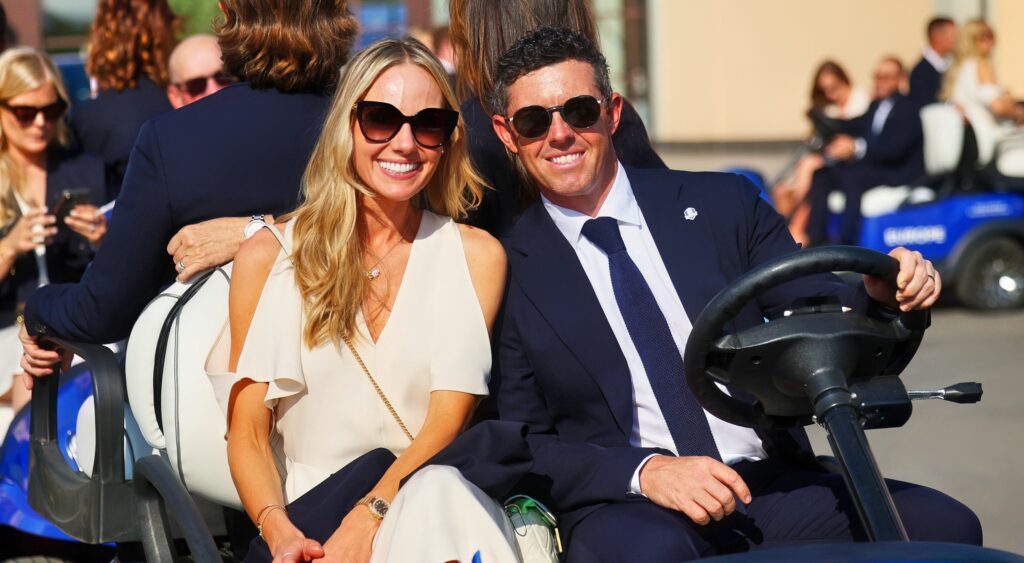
[920,103,964,176]
[125,265,241,509]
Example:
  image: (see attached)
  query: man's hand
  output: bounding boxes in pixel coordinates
[638,455,752,525]
[318,505,381,563]
[18,325,71,387]
[167,216,256,282]
[864,247,941,311]
[825,134,857,161]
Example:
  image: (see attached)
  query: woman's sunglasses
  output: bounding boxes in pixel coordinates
[174,72,236,97]
[0,99,67,125]
[353,101,459,149]
[506,95,605,139]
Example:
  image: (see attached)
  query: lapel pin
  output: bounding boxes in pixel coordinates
[683,207,698,221]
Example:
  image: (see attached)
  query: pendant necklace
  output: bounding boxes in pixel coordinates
[365,236,406,281]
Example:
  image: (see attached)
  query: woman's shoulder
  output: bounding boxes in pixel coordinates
[456,222,506,282]
[235,224,289,275]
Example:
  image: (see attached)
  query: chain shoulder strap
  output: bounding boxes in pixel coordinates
[342,335,414,443]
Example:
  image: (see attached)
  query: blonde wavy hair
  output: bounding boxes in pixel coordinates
[940,20,994,102]
[0,48,72,227]
[289,37,484,348]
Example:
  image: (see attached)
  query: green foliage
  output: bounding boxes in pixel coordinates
[168,0,221,37]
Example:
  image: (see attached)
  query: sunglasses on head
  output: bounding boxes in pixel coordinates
[0,99,67,125]
[175,72,236,97]
[353,101,459,149]
[506,95,606,139]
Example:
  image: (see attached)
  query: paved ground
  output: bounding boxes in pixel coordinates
[802,307,1024,554]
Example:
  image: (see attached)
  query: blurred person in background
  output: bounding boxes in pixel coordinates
[0,48,107,429]
[805,56,924,246]
[908,17,957,107]
[431,25,456,79]
[72,0,177,196]
[449,0,665,238]
[19,0,357,390]
[772,60,870,246]
[166,33,234,109]
[941,20,1024,176]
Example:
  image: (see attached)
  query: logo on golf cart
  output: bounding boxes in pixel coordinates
[883,225,947,247]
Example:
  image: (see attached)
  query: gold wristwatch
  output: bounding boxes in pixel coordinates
[355,495,389,520]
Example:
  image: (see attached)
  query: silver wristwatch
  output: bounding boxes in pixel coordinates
[243,214,266,240]
[356,495,389,520]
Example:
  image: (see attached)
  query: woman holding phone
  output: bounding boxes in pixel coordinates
[0,48,107,424]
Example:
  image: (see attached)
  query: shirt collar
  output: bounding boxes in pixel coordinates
[923,46,950,72]
[542,162,640,246]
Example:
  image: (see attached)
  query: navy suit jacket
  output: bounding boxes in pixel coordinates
[846,95,925,186]
[496,167,881,538]
[908,58,943,108]
[70,77,173,195]
[25,83,329,342]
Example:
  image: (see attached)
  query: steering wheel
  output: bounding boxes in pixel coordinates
[683,246,929,430]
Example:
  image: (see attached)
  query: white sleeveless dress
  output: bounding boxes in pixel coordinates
[950,57,1024,173]
[208,212,521,563]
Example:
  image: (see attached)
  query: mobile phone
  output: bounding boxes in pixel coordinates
[53,188,92,226]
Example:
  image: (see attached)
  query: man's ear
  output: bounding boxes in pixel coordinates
[492,113,520,155]
[166,86,184,110]
[607,92,624,136]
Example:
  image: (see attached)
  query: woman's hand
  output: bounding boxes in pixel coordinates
[65,204,108,245]
[318,506,381,563]
[1,208,56,257]
[271,535,325,563]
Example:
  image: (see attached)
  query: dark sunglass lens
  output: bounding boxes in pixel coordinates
[213,73,236,87]
[563,96,601,129]
[182,77,208,97]
[512,106,551,138]
[11,107,37,122]
[40,101,67,121]
[411,109,457,148]
[358,103,403,142]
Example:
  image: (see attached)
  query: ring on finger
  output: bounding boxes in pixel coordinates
[176,260,186,273]
[926,274,936,282]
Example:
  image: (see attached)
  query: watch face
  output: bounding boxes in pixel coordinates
[370,498,389,517]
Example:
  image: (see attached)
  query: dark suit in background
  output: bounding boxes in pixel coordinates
[908,57,943,108]
[25,83,329,343]
[461,97,666,238]
[0,148,107,327]
[69,77,173,196]
[497,167,979,560]
[807,94,925,245]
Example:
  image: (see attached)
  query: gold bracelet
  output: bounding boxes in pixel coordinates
[256,504,287,540]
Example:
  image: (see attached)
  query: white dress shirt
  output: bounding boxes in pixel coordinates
[541,163,766,494]
[922,46,950,73]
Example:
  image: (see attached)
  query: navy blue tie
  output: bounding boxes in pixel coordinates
[582,217,721,460]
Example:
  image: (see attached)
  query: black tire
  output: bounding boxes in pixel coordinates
[955,236,1024,309]
[1,558,73,563]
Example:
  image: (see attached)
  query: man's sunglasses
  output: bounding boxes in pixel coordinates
[353,101,459,149]
[506,95,606,139]
[174,72,236,97]
[0,99,67,125]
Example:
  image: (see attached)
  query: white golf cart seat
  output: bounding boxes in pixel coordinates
[73,264,240,512]
[826,103,963,218]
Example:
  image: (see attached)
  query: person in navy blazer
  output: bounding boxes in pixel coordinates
[489,28,980,561]
[19,0,359,367]
[806,58,926,247]
[908,17,958,107]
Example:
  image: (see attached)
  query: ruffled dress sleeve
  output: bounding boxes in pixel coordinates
[206,229,307,422]
[427,218,491,397]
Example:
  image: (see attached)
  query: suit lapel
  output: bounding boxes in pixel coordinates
[628,168,728,326]
[508,204,635,436]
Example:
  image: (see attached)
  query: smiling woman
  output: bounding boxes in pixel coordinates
[207,37,521,563]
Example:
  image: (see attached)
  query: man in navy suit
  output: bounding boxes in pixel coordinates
[19,0,358,373]
[490,28,980,561]
[908,17,958,107]
[806,57,925,246]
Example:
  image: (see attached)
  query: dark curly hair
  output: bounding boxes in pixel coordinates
[488,26,612,117]
[86,0,178,91]
[215,0,359,94]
